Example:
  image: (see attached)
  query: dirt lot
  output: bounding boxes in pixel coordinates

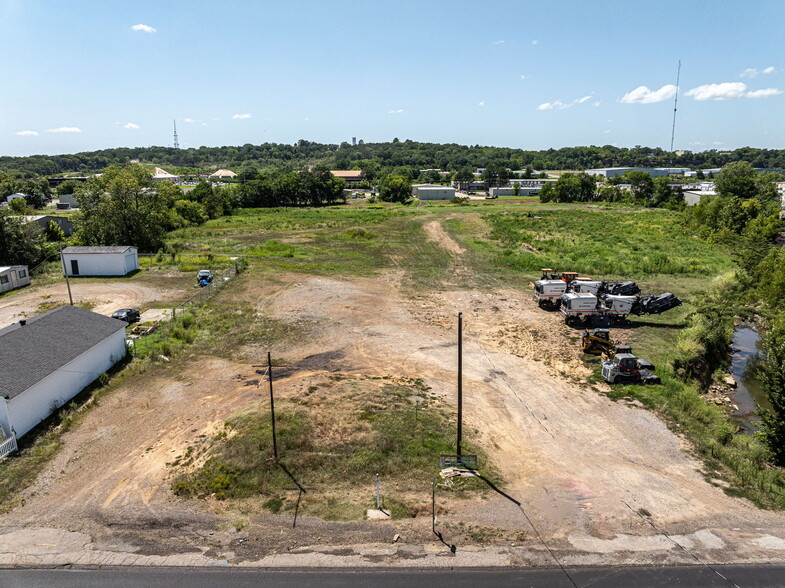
[0,275,192,328]
[2,223,785,567]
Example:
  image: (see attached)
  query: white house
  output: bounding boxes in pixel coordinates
[6,193,27,204]
[415,186,456,200]
[61,246,139,277]
[0,266,31,294]
[0,306,127,449]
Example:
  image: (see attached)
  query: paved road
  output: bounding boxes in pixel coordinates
[1,565,783,587]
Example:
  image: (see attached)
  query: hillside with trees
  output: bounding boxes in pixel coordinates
[3,141,785,178]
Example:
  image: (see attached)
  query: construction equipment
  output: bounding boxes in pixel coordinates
[601,353,661,384]
[581,328,632,359]
[533,279,567,308]
[560,291,681,326]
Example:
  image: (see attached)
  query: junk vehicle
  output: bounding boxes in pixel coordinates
[197,269,213,287]
[581,328,632,359]
[601,353,660,384]
[560,291,681,326]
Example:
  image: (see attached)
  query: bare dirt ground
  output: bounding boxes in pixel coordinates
[2,222,785,568]
[0,277,190,328]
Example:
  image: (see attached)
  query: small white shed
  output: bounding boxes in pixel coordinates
[61,246,139,277]
[0,306,127,443]
[0,266,31,294]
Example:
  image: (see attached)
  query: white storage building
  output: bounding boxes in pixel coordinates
[0,266,31,294]
[415,186,456,200]
[61,246,139,277]
[0,306,127,446]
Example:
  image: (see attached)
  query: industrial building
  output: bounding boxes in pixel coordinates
[415,186,455,200]
[585,167,671,178]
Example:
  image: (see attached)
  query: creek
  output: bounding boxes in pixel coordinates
[729,323,773,433]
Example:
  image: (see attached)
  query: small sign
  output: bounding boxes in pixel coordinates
[440,454,478,469]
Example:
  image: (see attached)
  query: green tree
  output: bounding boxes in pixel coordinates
[758,314,785,466]
[454,168,474,192]
[73,165,174,251]
[379,175,411,203]
[8,197,30,214]
[622,170,655,203]
[45,220,66,242]
[174,200,208,225]
[0,210,50,266]
[715,161,758,199]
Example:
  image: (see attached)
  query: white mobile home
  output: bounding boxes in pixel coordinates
[0,266,31,293]
[0,306,127,444]
[61,246,139,277]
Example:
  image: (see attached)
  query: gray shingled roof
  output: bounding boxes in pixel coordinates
[0,306,126,400]
[61,246,133,254]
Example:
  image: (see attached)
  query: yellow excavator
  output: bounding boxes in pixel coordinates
[581,328,631,360]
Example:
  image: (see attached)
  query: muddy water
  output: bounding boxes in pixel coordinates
[729,324,772,432]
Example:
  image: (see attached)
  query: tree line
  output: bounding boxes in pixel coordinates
[3,140,785,179]
[677,162,785,466]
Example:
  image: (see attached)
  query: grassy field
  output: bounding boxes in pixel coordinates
[5,198,784,515]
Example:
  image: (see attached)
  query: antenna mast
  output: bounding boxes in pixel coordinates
[173,119,180,149]
[669,60,681,154]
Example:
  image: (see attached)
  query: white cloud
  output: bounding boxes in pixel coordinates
[520,75,526,80]
[690,141,706,146]
[232,113,252,119]
[493,40,505,45]
[478,101,485,107]
[536,94,594,111]
[183,118,200,123]
[532,39,539,45]
[686,82,747,100]
[592,101,601,107]
[46,127,82,133]
[131,24,156,33]
[603,129,611,134]
[745,87,783,98]
[713,141,724,145]
[388,109,405,114]
[15,130,38,136]
[620,84,677,104]
[741,66,776,78]
[123,122,140,129]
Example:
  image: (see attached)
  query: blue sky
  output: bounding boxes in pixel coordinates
[2,0,784,157]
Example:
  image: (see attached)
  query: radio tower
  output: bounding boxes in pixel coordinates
[173,119,180,149]
[669,60,681,154]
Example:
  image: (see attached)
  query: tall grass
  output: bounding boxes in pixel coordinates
[483,208,734,278]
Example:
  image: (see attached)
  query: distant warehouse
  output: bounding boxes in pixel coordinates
[61,246,139,277]
[585,167,672,178]
[414,185,455,200]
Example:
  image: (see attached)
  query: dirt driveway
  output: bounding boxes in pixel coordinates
[2,222,785,567]
[0,277,190,328]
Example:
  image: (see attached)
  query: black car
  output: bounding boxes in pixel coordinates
[111,308,141,323]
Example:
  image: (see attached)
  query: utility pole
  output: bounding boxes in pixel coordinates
[669,60,681,155]
[59,244,73,305]
[268,351,278,461]
[457,312,463,458]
